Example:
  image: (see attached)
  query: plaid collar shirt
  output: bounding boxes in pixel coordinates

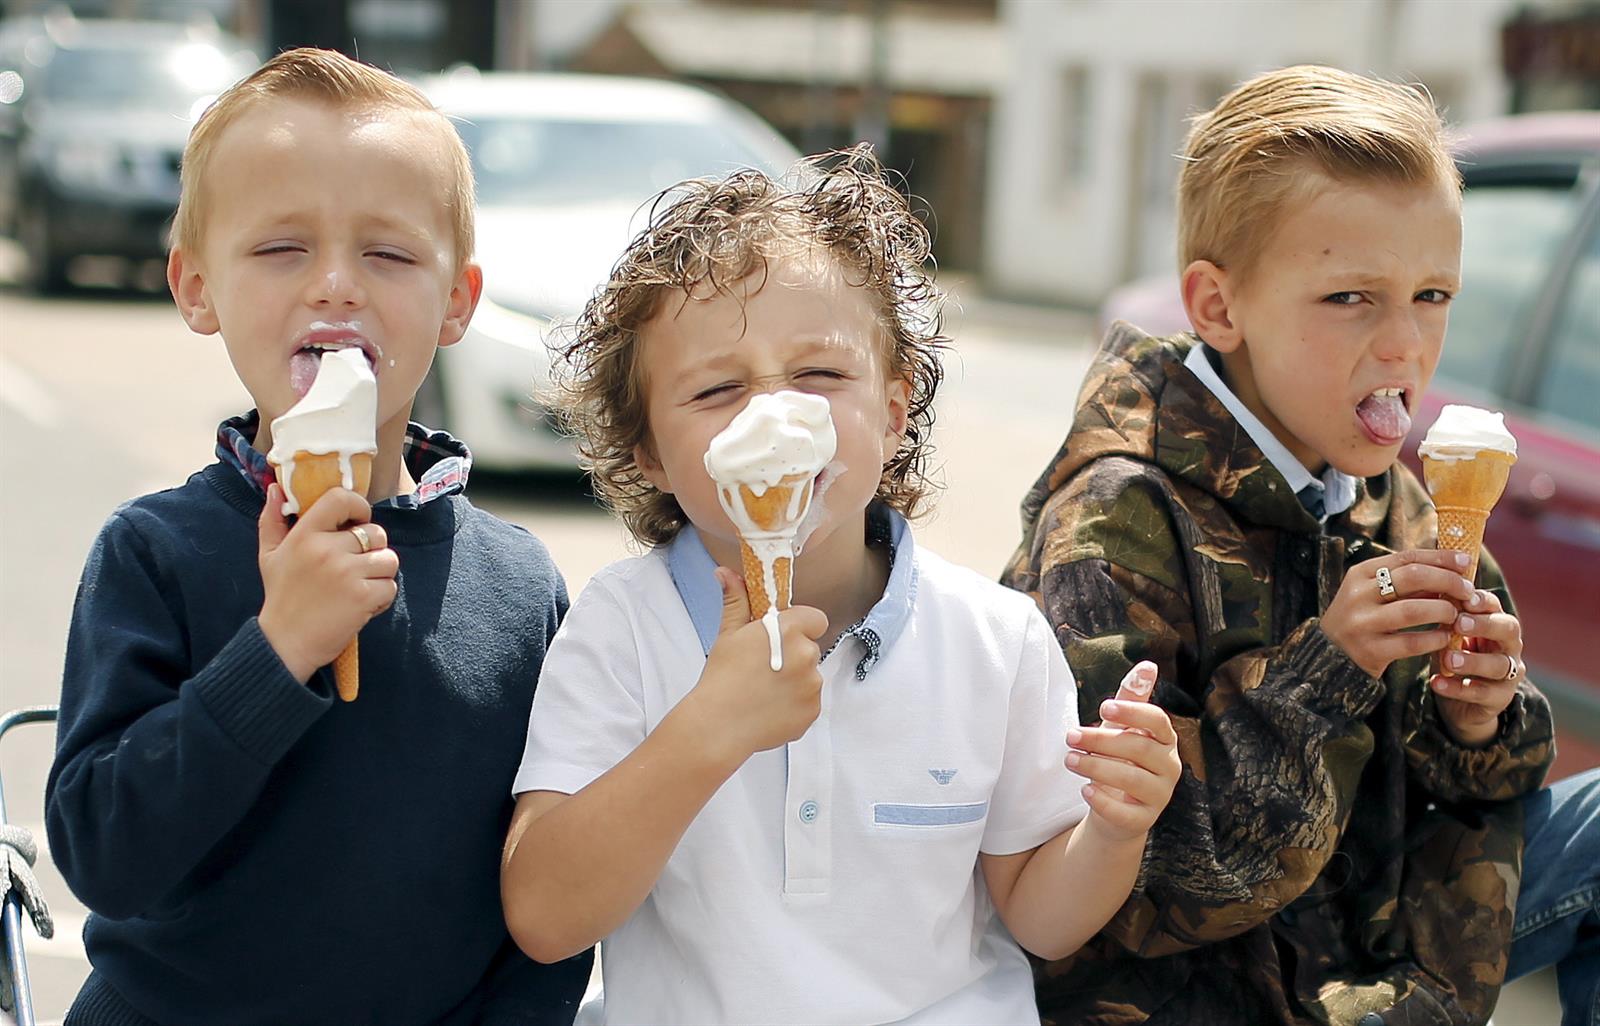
[216,411,472,509]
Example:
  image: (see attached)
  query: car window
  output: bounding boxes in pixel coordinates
[1440,181,1579,391]
[455,117,782,206]
[41,42,249,112]
[1534,221,1600,432]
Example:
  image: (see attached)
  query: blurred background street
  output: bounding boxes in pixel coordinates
[2,0,1595,1022]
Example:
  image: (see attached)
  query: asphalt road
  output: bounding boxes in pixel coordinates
[0,251,1559,1023]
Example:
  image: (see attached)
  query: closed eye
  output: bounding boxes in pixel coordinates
[253,243,304,256]
[691,382,741,403]
[799,368,850,381]
[369,249,417,264]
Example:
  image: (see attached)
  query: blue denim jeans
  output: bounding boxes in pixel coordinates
[1507,767,1600,1026]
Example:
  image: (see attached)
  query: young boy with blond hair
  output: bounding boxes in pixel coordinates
[1003,64,1599,1025]
[499,149,1182,1024]
[46,48,589,1025]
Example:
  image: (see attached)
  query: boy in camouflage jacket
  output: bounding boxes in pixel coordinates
[1003,66,1564,1025]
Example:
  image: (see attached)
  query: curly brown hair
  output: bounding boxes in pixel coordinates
[549,145,948,547]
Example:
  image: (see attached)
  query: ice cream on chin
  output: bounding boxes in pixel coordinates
[1418,404,1518,661]
[268,346,379,516]
[704,391,838,670]
[266,347,379,701]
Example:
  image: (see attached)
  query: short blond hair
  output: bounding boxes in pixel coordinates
[553,146,948,547]
[173,48,474,268]
[1178,64,1459,280]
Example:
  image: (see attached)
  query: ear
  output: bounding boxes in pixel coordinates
[438,262,484,349]
[634,439,673,495]
[167,247,220,335]
[883,372,911,449]
[1180,259,1243,355]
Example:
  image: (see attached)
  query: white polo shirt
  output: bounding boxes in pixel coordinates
[514,509,1089,1025]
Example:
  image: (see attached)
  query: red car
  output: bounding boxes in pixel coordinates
[1100,113,1600,778]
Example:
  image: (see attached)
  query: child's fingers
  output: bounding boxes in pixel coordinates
[1389,548,1474,573]
[1371,629,1454,664]
[1081,783,1159,837]
[778,605,829,643]
[362,548,400,581]
[1464,588,1505,614]
[346,521,389,554]
[1112,661,1157,703]
[1068,749,1164,799]
[714,567,752,636]
[1430,673,1517,706]
[363,577,399,616]
[296,488,373,534]
[1096,700,1176,747]
[1378,561,1476,604]
[1375,597,1465,634]
[258,483,290,554]
[1452,609,1520,648]
[1439,645,1521,684]
[1068,725,1170,766]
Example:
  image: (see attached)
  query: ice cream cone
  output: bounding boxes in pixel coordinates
[272,450,374,702]
[732,475,815,535]
[1418,405,1520,667]
[722,473,813,619]
[740,539,793,620]
[276,451,375,517]
[1421,450,1514,581]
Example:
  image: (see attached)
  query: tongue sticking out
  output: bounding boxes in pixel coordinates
[1356,392,1411,443]
[289,349,323,398]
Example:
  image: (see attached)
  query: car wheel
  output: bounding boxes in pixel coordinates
[412,363,451,433]
[19,205,70,294]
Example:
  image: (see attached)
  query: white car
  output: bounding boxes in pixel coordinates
[417,70,801,471]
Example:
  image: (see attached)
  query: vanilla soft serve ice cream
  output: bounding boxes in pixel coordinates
[268,347,378,516]
[704,391,837,669]
[1417,404,1518,461]
[1417,405,1519,642]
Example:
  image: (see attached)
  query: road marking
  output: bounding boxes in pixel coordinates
[0,357,63,429]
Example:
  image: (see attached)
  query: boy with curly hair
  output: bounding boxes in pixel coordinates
[498,149,1182,1024]
[1002,65,1584,1025]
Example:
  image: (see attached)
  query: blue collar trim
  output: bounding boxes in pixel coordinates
[666,504,916,681]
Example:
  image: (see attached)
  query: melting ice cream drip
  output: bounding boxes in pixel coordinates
[267,347,378,515]
[704,391,837,670]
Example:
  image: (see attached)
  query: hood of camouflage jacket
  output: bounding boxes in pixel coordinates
[1017,321,1414,551]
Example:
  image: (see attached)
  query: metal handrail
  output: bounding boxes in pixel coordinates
[0,706,59,1026]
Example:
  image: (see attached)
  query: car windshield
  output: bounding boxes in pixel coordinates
[455,116,782,206]
[1440,179,1581,386]
[41,42,247,111]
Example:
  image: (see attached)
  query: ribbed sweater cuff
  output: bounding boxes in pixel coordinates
[66,973,161,1026]
[191,618,331,765]
[1284,620,1386,722]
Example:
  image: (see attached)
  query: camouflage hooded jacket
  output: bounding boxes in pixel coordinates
[1001,325,1554,1026]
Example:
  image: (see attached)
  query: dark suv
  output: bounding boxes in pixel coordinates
[0,15,255,291]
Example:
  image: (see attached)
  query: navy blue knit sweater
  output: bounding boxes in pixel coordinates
[46,453,590,1026]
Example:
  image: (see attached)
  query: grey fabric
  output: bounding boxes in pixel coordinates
[0,822,53,939]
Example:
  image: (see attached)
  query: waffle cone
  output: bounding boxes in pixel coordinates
[275,451,374,514]
[1423,450,1514,664]
[733,473,814,534]
[740,540,792,620]
[270,450,374,702]
[1422,450,1515,510]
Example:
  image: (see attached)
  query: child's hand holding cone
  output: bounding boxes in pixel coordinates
[257,482,398,692]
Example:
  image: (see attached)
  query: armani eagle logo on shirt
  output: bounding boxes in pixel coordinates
[928,769,958,785]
